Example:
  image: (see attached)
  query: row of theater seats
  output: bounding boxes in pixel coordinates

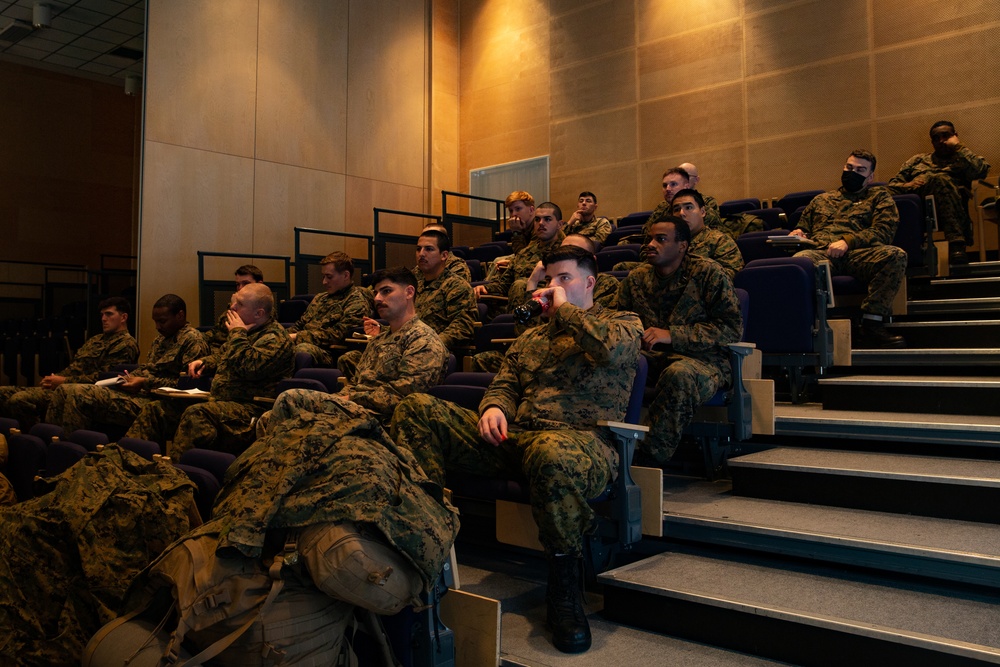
[0,417,234,521]
[0,315,87,388]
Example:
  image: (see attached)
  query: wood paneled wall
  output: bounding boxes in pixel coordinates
[459,0,1000,222]
[0,61,136,271]
[138,0,430,348]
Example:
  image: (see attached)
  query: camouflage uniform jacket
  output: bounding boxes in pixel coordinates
[131,324,209,390]
[482,234,565,297]
[615,256,742,377]
[481,302,642,447]
[415,272,477,350]
[890,145,990,192]
[287,284,374,350]
[202,310,230,354]
[643,194,722,234]
[507,273,620,335]
[413,254,472,284]
[346,316,448,419]
[565,216,613,245]
[796,186,899,250]
[60,329,138,382]
[200,318,294,403]
[206,390,459,584]
[509,228,531,254]
[689,226,744,280]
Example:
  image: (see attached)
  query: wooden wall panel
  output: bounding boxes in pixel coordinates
[638,83,744,159]
[550,1,634,70]
[346,0,426,188]
[748,57,870,140]
[873,0,999,48]
[551,163,639,221]
[137,141,254,348]
[551,107,637,173]
[252,161,347,258]
[875,26,1000,118]
[638,22,742,101]
[144,0,258,156]
[551,51,635,122]
[748,124,873,200]
[745,0,867,77]
[344,176,426,238]
[642,145,749,208]
[431,0,461,213]
[636,0,740,43]
[255,0,349,173]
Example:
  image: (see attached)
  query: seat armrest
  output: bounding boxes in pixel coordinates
[597,420,648,548]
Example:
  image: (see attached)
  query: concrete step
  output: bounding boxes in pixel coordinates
[819,375,1000,416]
[772,402,1000,447]
[659,475,1000,587]
[885,320,1000,349]
[906,295,1000,317]
[910,276,1000,301]
[729,447,1000,524]
[601,546,1000,667]
[850,348,1000,368]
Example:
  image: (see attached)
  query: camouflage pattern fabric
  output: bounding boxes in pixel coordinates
[616,257,743,464]
[415,272,477,350]
[46,325,208,433]
[641,194,722,237]
[715,211,765,240]
[0,446,198,667]
[689,226,744,281]
[888,145,990,245]
[509,229,530,254]
[564,216,613,245]
[0,330,138,429]
[208,389,459,585]
[445,253,472,282]
[794,186,907,316]
[203,309,231,354]
[392,302,642,555]
[127,318,293,455]
[480,235,565,298]
[288,285,374,365]
[344,316,448,420]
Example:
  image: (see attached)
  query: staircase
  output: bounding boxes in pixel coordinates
[599,259,1000,666]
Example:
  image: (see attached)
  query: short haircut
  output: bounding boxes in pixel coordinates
[320,251,354,274]
[651,216,692,244]
[418,229,451,252]
[578,191,597,203]
[563,234,597,254]
[542,244,597,278]
[536,201,563,222]
[370,266,417,290]
[422,221,449,233]
[849,148,877,173]
[153,293,186,315]
[235,264,263,282]
[663,167,690,180]
[930,120,956,136]
[98,296,131,319]
[505,190,535,209]
[243,283,274,315]
[672,188,705,208]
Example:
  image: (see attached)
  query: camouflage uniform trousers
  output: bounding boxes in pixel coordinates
[391,393,614,556]
[294,341,335,368]
[643,353,726,465]
[794,245,907,317]
[335,349,362,381]
[126,398,262,458]
[889,173,972,245]
[0,386,57,431]
[469,350,503,373]
[46,383,151,433]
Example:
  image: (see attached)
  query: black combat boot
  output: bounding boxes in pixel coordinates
[546,555,591,653]
[950,242,970,266]
[855,317,906,349]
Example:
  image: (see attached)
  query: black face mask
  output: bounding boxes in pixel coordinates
[841,170,867,193]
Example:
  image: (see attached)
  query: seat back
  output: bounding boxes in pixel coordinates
[719,198,761,217]
[29,422,64,444]
[6,432,46,501]
[64,429,110,451]
[776,190,823,215]
[0,417,19,437]
[604,224,646,246]
[735,257,817,354]
[891,193,925,270]
[743,207,787,230]
[736,229,790,264]
[117,437,162,460]
[277,299,309,325]
[596,245,642,272]
[292,368,344,393]
[45,440,88,477]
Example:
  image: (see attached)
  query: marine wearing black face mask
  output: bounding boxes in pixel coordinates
[841,168,867,193]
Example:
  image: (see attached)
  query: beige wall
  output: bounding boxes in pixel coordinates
[138,0,433,348]
[459,0,1000,223]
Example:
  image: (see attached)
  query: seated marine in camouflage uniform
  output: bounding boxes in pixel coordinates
[671,188,744,281]
[469,234,618,373]
[615,216,743,466]
[0,297,138,430]
[791,149,908,349]
[126,283,294,457]
[47,294,209,434]
[564,191,613,245]
[642,166,724,237]
[416,222,472,283]
[202,264,263,355]
[888,121,990,266]
[474,201,566,309]
[392,245,643,654]
[286,251,374,367]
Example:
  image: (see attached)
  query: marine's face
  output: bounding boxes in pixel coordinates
[416,236,447,275]
[577,195,597,217]
[373,280,412,322]
[100,306,127,334]
[844,155,874,189]
[662,174,690,202]
[544,259,593,311]
[507,201,535,233]
[644,222,687,270]
[930,126,959,155]
[534,207,564,243]
[229,290,260,325]
[321,265,353,294]
[151,306,185,337]
[234,274,257,291]
[671,195,706,235]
